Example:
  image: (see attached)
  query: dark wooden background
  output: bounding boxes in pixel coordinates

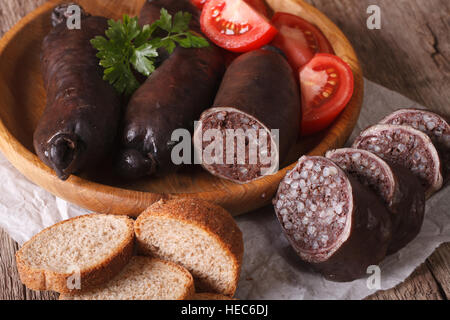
[0,0,449,300]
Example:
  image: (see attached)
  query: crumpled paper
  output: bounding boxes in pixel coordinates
[0,79,448,300]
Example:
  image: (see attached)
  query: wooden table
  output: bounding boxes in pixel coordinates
[0,0,448,300]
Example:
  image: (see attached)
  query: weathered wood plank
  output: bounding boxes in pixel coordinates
[0,228,58,300]
[427,243,450,299]
[0,0,47,36]
[0,0,448,300]
[0,229,24,300]
[0,0,57,301]
[366,264,444,300]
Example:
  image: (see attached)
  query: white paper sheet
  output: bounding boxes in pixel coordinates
[0,79,448,300]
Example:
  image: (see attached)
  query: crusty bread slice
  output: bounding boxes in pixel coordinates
[60,257,194,300]
[193,293,236,300]
[16,214,134,294]
[135,199,244,297]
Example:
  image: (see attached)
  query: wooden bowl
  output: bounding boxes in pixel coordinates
[0,0,363,217]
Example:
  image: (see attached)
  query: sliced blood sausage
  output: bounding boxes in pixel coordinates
[273,156,392,282]
[352,124,443,197]
[193,48,301,184]
[380,108,450,181]
[115,45,225,179]
[34,8,121,180]
[326,148,425,254]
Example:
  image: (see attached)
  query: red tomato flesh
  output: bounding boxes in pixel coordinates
[299,54,354,136]
[192,0,269,17]
[271,12,334,71]
[200,0,278,52]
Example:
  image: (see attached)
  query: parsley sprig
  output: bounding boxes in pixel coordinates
[91,9,209,96]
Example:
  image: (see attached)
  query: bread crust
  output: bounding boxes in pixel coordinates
[16,214,135,294]
[59,257,195,300]
[135,198,244,297]
[157,258,196,300]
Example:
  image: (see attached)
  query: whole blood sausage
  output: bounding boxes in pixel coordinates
[273,156,392,282]
[380,108,450,181]
[193,48,301,184]
[115,45,225,179]
[326,148,425,254]
[352,124,443,197]
[34,5,121,180]
[115,0,224,179]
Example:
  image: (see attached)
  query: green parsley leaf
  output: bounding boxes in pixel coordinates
[131,43,158,76]
[172,11,192,33]
[189,34,210,48]
[155,8,172,32]
[91,9,209,96]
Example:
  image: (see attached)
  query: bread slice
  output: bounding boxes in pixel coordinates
[16,214,134,294]
[193,293,236,300]
[135,198,243,297]
[60,257,194,300]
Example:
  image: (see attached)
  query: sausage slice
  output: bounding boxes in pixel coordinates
[352,124,443,197]
[380,108,450,181]
[273,156,392,282]
[326,148,425,254]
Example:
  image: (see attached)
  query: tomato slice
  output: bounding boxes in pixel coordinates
[192,0,269,17]
[299,54,354,136]
[271,12,334,71]
[200,0,278,52]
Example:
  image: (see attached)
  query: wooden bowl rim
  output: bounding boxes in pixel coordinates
[0,0,364,216]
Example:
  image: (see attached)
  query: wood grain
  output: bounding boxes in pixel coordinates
[0,0,362,218]
[0,0,448,300]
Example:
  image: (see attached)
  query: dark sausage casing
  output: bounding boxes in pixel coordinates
[34,12,121,180]
[353,124,443,197]
[115,0,225,179]
[116,46,225,179]
[193,49,301,184]
[326,148,425,254]
[273,156,392,282]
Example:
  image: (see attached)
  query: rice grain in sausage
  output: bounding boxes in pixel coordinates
[326,148,425,254]
[352,124,443,197]
[273,156,392,282]
[380,108,450,182]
